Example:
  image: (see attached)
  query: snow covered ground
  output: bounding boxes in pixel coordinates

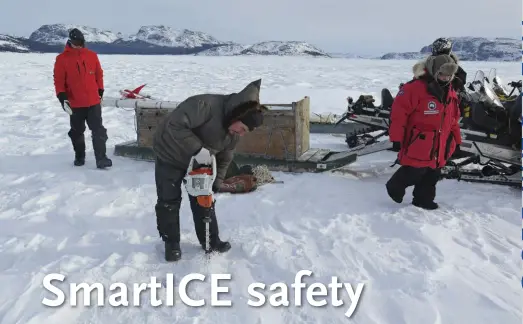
[0,53,520,324]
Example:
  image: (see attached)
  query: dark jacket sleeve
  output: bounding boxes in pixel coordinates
[164,98,212,158]
[213,135,239,188]
[214,148,235,189]
[453,66,466,92]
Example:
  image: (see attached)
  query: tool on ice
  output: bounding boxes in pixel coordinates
[184,154,217,254]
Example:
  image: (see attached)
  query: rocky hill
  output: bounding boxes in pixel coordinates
[0,34,30,53]
[0,24,330,57]
[196,41,329,57]
[381,37,519,61]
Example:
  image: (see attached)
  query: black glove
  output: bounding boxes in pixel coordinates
[98,89,104,98]
[57,92,67,106]
[391,141,401,152]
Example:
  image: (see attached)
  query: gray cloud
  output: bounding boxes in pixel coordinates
[0,0,518,55]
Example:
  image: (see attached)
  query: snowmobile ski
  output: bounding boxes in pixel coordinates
[441,166,520,188]
[350,140,393,156]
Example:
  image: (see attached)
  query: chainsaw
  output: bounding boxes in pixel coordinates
[184,154,217,254]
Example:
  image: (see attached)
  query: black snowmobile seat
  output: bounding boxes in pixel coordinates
[381,88,394,110]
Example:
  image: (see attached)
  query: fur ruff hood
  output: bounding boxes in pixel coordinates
[412,52,459,78]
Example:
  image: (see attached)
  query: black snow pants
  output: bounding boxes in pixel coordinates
[68,104,108,161]
[154,157,221,246]
[386,166,441,203]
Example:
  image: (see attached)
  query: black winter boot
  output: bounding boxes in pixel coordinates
[92,128,112,169]
[385,167,412,204]
[412,199,439,210]
[74,155,85,166]
[207,239,231,253]
[96,157,112,169]
[165,241,181,261]
[386,182,403,203]
[69,133,86,166]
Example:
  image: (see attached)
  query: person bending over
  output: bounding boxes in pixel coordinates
[386,54,462,210]
[152,79,267,261]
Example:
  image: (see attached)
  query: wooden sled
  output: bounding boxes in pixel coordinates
[106,96,358,172]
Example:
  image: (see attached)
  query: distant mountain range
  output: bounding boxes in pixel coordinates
[380,37,520,62]
[0,24,330,57]
[0,24,519,61]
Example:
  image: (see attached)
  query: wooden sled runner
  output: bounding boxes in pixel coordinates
[105,95,357,172]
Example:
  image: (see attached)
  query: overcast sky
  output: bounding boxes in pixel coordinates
[0,0,519,55]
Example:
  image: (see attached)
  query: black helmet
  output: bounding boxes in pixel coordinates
[68,28,85,46]
[431,37,452,55]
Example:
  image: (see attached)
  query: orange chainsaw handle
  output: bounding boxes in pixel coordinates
[196,195,213,208]
[188,167,213,176]
[189,167,214,208]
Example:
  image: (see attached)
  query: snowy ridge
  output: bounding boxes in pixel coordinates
[196,43,251,56]
[380,52,427,60]
[197,41,329,57]
[29,24,121,45]
[381,36,519,61]
[2,24,326,56]
[125,25,225,48]
[0,34,29,53]
[0,54,520,324]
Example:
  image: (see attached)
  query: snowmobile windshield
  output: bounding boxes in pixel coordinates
[488,68,509,97]
[481,81,504,107]
[492,76,509,96]
[471,70,504,108]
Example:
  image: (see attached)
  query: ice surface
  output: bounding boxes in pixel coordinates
[0,53,520,324]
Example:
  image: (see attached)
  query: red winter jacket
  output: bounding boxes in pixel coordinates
[389,78,462,169]
[53,43,104,108]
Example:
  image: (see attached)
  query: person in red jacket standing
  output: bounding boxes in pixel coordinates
[386,54,462,210]
[53,28,112,169]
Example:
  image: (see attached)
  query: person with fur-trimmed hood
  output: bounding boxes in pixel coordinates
[152,79,267,261]
[385,54,462,210]
[413,38,468,111]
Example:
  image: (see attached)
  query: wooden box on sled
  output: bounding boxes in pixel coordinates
[135,97,311,160]
[119,96,356,172]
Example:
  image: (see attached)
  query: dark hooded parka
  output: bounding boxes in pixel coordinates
[153,79,263,188]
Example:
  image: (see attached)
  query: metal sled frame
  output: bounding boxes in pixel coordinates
[337,105,520,187]
[114,140,357,173]
[441,141,521,188]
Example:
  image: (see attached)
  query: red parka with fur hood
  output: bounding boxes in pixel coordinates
[389,54,462,169]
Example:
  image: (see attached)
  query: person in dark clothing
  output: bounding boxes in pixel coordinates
[412,38,468,114]
[53,28,112,169]
[152,79,266,261]
[430,37,468,111]
[386,54,462,210]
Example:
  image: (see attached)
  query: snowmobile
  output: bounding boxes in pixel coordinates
[331,87,397,156]
[337,70,521,151]
[335,71,521,187]
[485,68,521,102]
[458,70,521,150]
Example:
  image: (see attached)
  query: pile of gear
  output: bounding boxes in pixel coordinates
[219,162,278,193]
